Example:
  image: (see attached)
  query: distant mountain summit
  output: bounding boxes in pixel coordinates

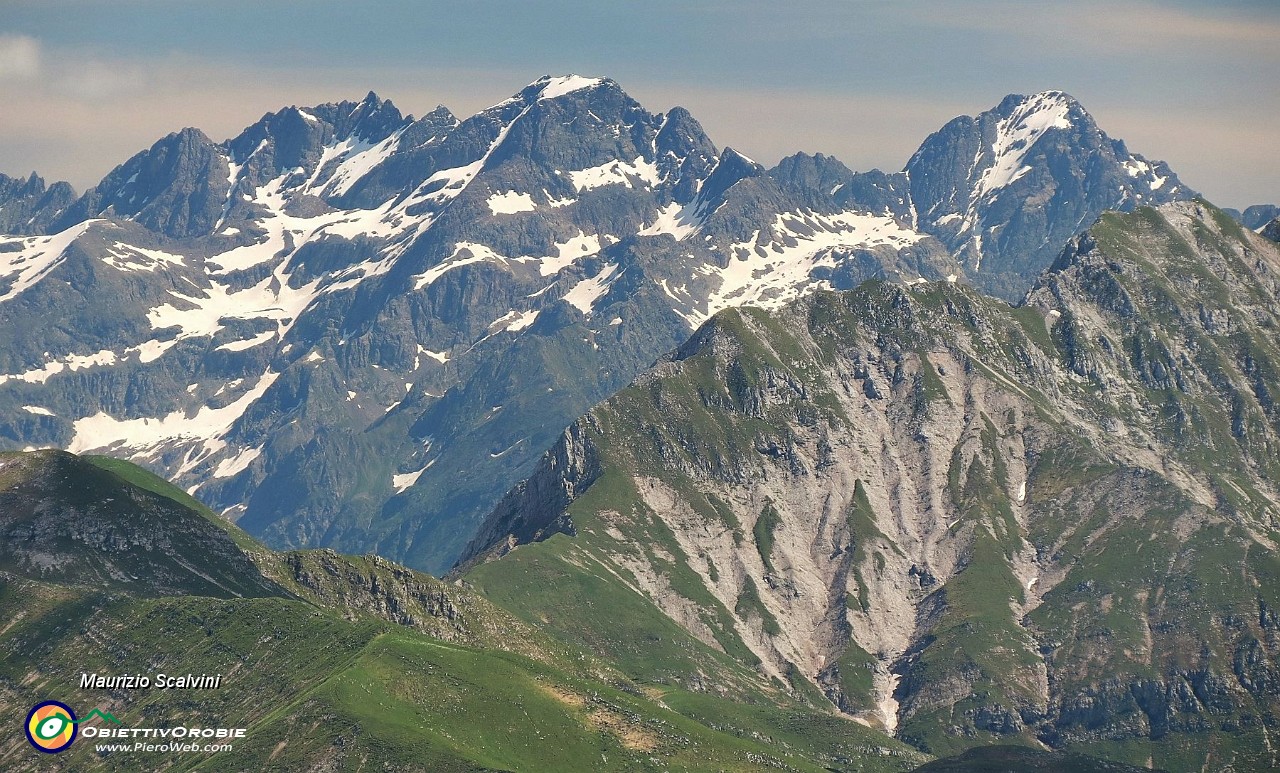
[1225,203,1280,230]
[834,90,1194,298]
[0,172,76,234]
[0,77,1202,573]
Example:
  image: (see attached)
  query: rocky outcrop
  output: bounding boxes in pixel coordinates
[1262,216,1280,243]
[455,420,602,570]
[0,449,281,598]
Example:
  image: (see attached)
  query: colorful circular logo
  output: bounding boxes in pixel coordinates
[25,701,77,753]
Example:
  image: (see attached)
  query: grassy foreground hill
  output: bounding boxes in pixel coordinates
[0,449,927,771]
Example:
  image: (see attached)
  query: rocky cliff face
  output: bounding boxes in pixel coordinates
[0,78,1195,574]
[462,202,1280,770]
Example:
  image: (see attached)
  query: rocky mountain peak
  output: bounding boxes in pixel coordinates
[698,146,765,202]
[901,90,1196,298]
[50,126,229,238]
[770,152,856,193]
[525,73,613,102]
[0,172,76,234]
[0,171,48,199]
[993,89,1083,119]
[1262,216,1280,243]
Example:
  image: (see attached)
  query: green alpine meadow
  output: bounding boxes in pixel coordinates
[0,449,929,771]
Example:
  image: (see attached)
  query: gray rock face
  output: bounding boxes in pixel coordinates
[0,172,76,235]
[1259,216,1280,243]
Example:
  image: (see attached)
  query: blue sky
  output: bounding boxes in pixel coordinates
[1,0,1276,208]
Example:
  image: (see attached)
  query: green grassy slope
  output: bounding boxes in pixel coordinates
[0,449,921,771]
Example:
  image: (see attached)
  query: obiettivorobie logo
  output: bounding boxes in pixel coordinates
[23,700,246,756]
[24,701,121,754]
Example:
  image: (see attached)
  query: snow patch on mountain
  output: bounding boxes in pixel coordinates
[685,210,926,326]
[68,369,281,473]
[568,157,661,192]
[0,220,98,304]
[487,191,537,215]
[392,460,435,493]
[413,242,504,289]
[213,446,262,478]
[537,75,604,101]
[147,270,318,347]
[322,130,404,198]
[487,309,540,333]
[637,202,700,240]
[418,345,450,365]
[0,348,119,385]
[563,263,619,315]
[216,330,278,353]
[973,91,1073,202]
[100,242,186,273]
[537,232,601,276]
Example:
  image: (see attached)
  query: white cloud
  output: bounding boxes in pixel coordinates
[0,35,40,80]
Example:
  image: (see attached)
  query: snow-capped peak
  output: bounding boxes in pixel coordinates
[974,91,1076,199]
[534,74,606,101]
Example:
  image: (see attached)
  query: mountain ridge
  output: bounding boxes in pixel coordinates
[0,76,1200,575]
[459,200,1280,770]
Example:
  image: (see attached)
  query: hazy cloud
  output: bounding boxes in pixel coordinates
[0,2,1274,207]
[912,0,1280,53]
[0,35,40,80]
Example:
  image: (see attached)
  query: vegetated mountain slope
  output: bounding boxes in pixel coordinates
[462,201,1280,771]
[0,78,1190,575]
[909,745,1166,773]
[0,449,928,772]
[0,449,279,598]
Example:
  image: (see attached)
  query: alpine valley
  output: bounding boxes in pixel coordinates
[2,74,1279,771]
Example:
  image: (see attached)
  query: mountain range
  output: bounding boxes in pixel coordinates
[0,76,1243,576]
[2,74,1278,770]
